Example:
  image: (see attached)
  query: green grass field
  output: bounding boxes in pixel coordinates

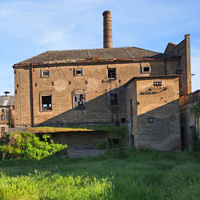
[0,150,200,200]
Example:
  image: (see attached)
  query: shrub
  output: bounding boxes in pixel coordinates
[94,125,128,151]
[0,131,68,160]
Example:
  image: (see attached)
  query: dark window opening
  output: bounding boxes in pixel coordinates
[74,94,85,109]
[131,135,134,145]
[108,138,120,149]
[74,69,83,76]
[42,70,50,77]
[153,81,162,86]
[121,118,126,123]
[108,68,116,78]
[42,96,52,111]
[1,127,5,134]
[148,117,154,123]
[1,115,5,121]
[2,109,4,113]
[110,93,118,106]
[141,66,151,73]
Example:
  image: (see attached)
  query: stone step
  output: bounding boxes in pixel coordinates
[67,149,105,158]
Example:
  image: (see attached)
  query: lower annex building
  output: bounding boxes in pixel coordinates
[13,11,193,151]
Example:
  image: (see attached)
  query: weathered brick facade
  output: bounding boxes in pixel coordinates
[125,76,181,151]
[12,11,192,151]
[0,93,15,135]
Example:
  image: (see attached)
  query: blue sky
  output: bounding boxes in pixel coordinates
[0,0,200,95]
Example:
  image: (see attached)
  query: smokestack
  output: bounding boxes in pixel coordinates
[103,10,113,48]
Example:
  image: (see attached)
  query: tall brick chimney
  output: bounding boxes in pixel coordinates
[103,10,113,48]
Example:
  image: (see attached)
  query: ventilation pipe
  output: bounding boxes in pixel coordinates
[103,10,113,48]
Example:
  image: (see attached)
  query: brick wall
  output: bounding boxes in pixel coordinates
[14,61,180,127]
[126,76,181,151]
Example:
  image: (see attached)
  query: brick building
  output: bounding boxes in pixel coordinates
[12,11,192,151]
[0,91,15,135]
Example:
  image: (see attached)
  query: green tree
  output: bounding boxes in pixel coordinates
[0,131,68,160]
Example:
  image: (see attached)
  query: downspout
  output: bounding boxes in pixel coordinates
[30,63,35,127]
[164,58,167,75]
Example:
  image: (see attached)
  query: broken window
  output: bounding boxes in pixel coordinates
[42,95,52,111]
[108,68,116,78]
[141,66,151,73]
[74,94,85,109]
[1,127,5,134]
[153,81,162,86]
[110,93,118,106]
[1,115,5,121]
[42,70,50,77]
[74,69,83,76]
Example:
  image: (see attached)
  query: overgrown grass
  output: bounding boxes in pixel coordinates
[0,150,200,199]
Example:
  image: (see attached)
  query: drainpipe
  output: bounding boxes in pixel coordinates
[30,63,35,127]
[164,58,167,75]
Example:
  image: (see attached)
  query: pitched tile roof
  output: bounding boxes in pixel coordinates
[17,47,175,65]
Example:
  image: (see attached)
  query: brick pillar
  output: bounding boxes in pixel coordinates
[185,34,192,94]
[103,10,113,48]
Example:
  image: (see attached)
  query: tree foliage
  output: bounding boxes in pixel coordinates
[0,131,68,160]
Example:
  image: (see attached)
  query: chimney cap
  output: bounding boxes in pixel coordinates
[4,91,10,96]
[103,10,111,16]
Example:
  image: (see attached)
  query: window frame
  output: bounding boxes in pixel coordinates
[41,95,52,111]
[109,92,119,107]
[74,93,86,109]
[1,115,5,121]
[1,127,5,134]
[41,70,50,78]
[74,69,83,76]
[141,66,151,74]
[108,68,117,79]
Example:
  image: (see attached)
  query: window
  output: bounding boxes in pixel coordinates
[74,94,85,109]
[110,93,118,106]
[74,69,83,76]
[1,115,5,121]
[141,66,151,73]
[42,95,52,111]
[42,70,50,77]
[1,127,5,134]
[108,68,116,78]
[153,81,162,86]
[2,109,4,113]
[121,118,126,123]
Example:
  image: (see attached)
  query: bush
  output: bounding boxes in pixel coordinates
[0,131,68,160]
[94,125,128,151]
